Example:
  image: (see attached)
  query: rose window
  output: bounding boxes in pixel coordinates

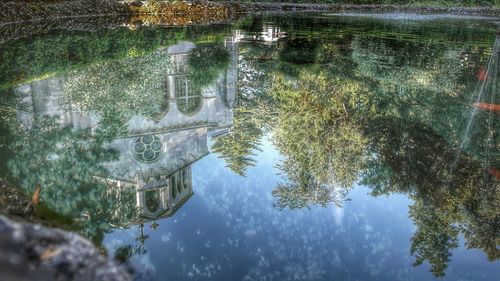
[132,134,164,163]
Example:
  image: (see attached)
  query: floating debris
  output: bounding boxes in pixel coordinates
[31,184,41,207]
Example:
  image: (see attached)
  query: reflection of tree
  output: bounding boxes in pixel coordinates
[352,37,464,95]
[409,200,459,278]
[269,73,369,208]
[268,43,497,272]
[272,160,349,210]
[227,23,499,275]
[0,90,21,177]
[114,223,150,264]
[0,24,233,90]
[266,78,498,274]
[462,200,500,262]
[363,117,499,276]
[278,37,319,65]
[211,52,267,176]
[351,37,499,167]
[348,34,499,275]
[211,107,262,176]
[63,51,172,128]
[3,113,139,243]
[188,42,230,89]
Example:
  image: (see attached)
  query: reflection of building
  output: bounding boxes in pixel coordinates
[16,79,98,131]
[106,165,194,222]
[104,38,238,223]
[15,38,239,223]
[234,24,286,44]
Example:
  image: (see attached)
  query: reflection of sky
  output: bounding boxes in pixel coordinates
[104,137,499,281]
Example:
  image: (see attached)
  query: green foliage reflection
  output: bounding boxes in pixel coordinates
[0,91,139,243]
[217,16,499,276]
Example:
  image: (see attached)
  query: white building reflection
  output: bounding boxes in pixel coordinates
[15,36,239,223]
[234,23,285,44]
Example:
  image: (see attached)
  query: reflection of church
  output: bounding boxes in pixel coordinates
[234,23,285,44]
[15,37,238,223]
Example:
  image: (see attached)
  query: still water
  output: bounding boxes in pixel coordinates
[0,13,499,281]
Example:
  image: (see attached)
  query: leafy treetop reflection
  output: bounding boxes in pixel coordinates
[211,15,499,277]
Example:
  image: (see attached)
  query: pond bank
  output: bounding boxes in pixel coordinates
[0,0,236,25]
[0,182,132,281]
[233,2,500,16]
[1,1,498,25]
[0,216,131,281]
[0,0,128,24]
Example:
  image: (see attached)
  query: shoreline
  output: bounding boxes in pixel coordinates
[0,1,498,25]
[232,2,500,16]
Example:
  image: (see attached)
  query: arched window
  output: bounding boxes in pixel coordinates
[177,172,183,194]
[171,176,177,199]
[175,76,202,115]
[172,54,190,74]
[145,190,160,213]
[182,169,189,190]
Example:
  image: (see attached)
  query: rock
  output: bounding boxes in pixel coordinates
[0,216,131,281]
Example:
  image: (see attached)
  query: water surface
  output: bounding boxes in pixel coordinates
[0,13,499,281]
